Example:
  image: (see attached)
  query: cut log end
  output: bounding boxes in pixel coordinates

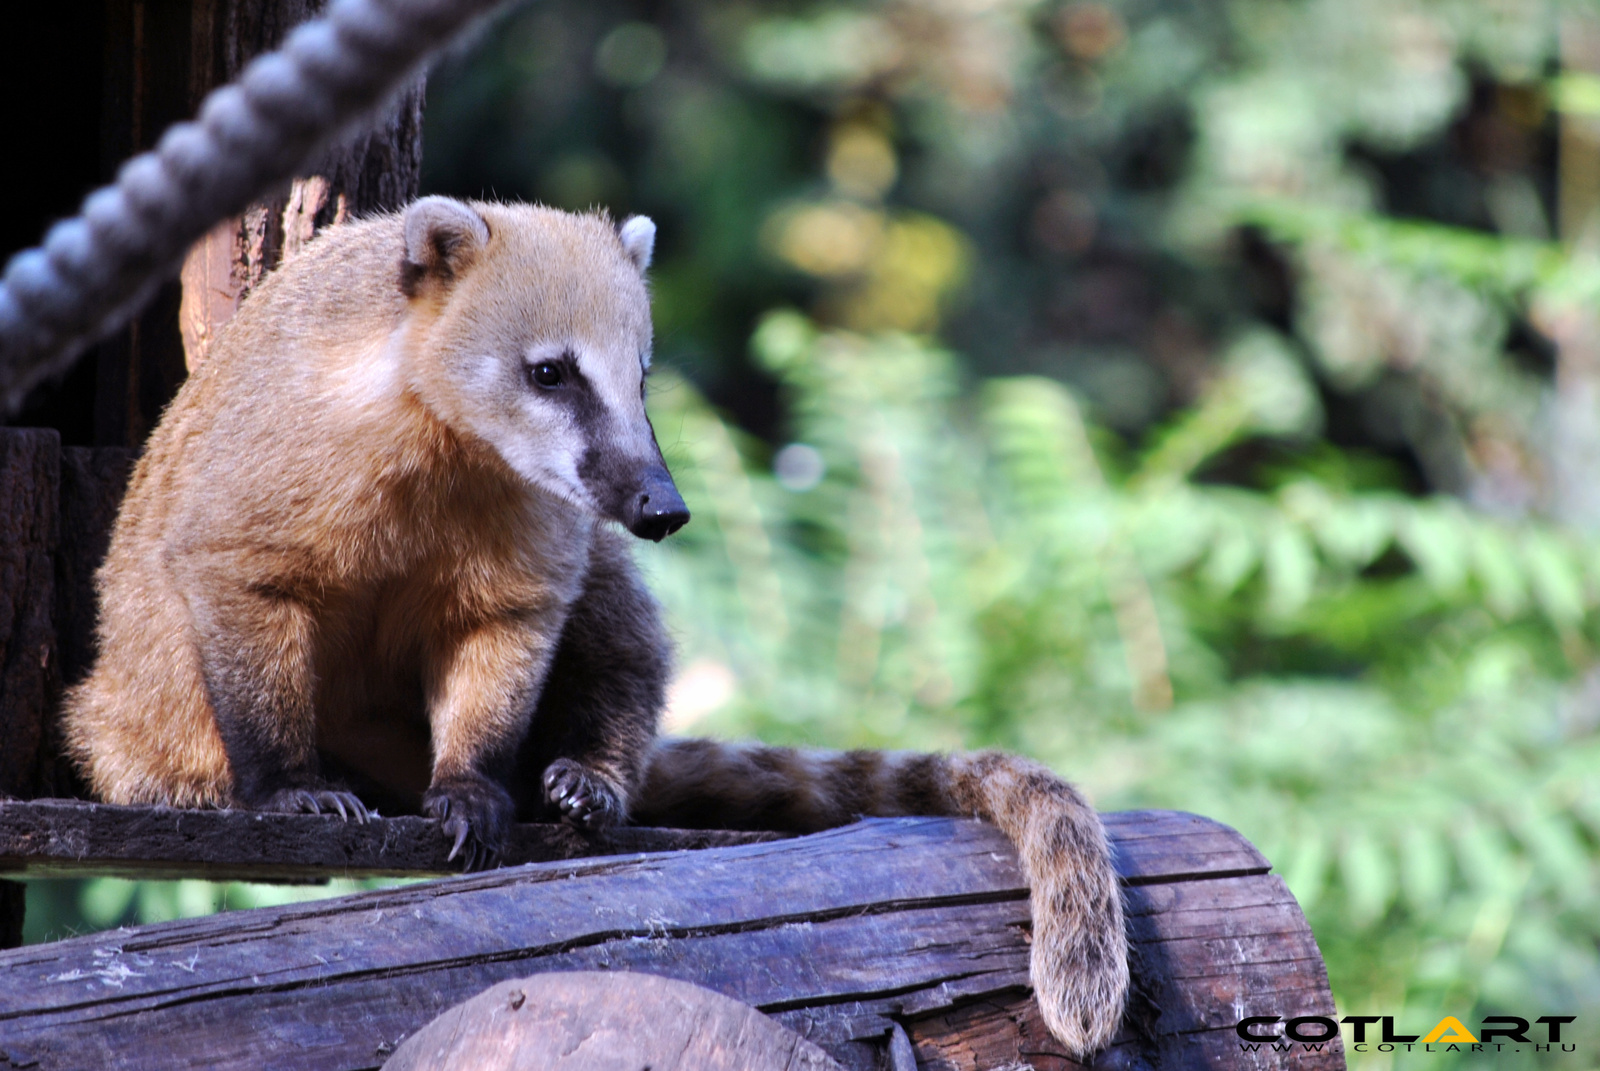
[382,972,846,1071]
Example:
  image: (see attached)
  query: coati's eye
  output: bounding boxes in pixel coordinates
[530,362,563,389]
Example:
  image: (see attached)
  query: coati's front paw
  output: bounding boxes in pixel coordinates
[424,775,513,872]
[258,786,372,823]
[543,759,625,832]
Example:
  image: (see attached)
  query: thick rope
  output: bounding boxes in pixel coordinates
[0,0,509,415]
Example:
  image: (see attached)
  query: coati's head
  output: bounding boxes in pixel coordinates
[398,197,689,542]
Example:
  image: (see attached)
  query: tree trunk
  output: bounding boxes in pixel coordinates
[0,430,60,803]
[177,0,425,372]
[97,0,425,435]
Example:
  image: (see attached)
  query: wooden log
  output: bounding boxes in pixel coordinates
[381,972,846,1071]
[0,812,1344,1070]
[53,448,136,690]
[0,429,60,801]
[36,447,138,800]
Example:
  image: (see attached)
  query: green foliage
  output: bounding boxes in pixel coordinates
[644,316,1600,1066]
[21,877,417,945]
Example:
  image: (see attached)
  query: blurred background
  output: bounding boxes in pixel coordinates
[24,0,1600,1064]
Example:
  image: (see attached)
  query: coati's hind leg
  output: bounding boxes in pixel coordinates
[633,742,1129,1058]
[510,529,667,831]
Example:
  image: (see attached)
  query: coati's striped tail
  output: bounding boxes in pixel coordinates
[633,740,1129,1057]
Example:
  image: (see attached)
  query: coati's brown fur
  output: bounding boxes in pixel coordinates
[61,198,1128,1056]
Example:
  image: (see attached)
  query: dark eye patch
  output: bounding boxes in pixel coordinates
[525,351,604,435]
[526,351,577,391]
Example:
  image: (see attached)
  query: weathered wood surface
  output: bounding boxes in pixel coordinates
[0,429,59,802]
[0,801,1269,886]
[42,447,137,801]
[381,972,845,1071]
[0,812,1343,1071]
[0,798,781,881]
[53,447,136,691]
[0,433,137,805]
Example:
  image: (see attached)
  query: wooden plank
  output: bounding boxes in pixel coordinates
[94,0,195,448]
[0,801,1257,885]
[0,429,60,801]
[904,993,1346,1071]
[0,798,782,881]
[0,815,1339,1071]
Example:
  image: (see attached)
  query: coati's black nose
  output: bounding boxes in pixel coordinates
[626,468,690,542]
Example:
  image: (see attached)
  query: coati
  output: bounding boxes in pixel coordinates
[61,197,1128,1056]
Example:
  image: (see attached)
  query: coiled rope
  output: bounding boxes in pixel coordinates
[0,0,508,414]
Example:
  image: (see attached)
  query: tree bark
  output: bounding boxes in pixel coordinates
[0,430,60,802]
[178,0,425,371]
[95,0,426,434]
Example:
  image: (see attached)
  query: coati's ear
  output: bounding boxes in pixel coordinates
[400,197,490,297]
[618,215,656,272]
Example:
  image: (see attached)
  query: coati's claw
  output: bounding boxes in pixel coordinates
[542,759,624,831]
[260,787,371,823]
[446,820,471,863]
[424,775,512,872]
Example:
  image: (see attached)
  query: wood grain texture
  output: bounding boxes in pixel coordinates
[381,972,845,1071]
[1102,810,1270,884]
[0,800,1264,885]
[53,447,135,691]
[0,812,1342,1071]
[0,429,59,801]
[39,447,137,800]
[904,874,1342,1070]
[0,798,782,881]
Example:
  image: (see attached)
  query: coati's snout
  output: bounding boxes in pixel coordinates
[583,454,690,541]
[625,466,690,542]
